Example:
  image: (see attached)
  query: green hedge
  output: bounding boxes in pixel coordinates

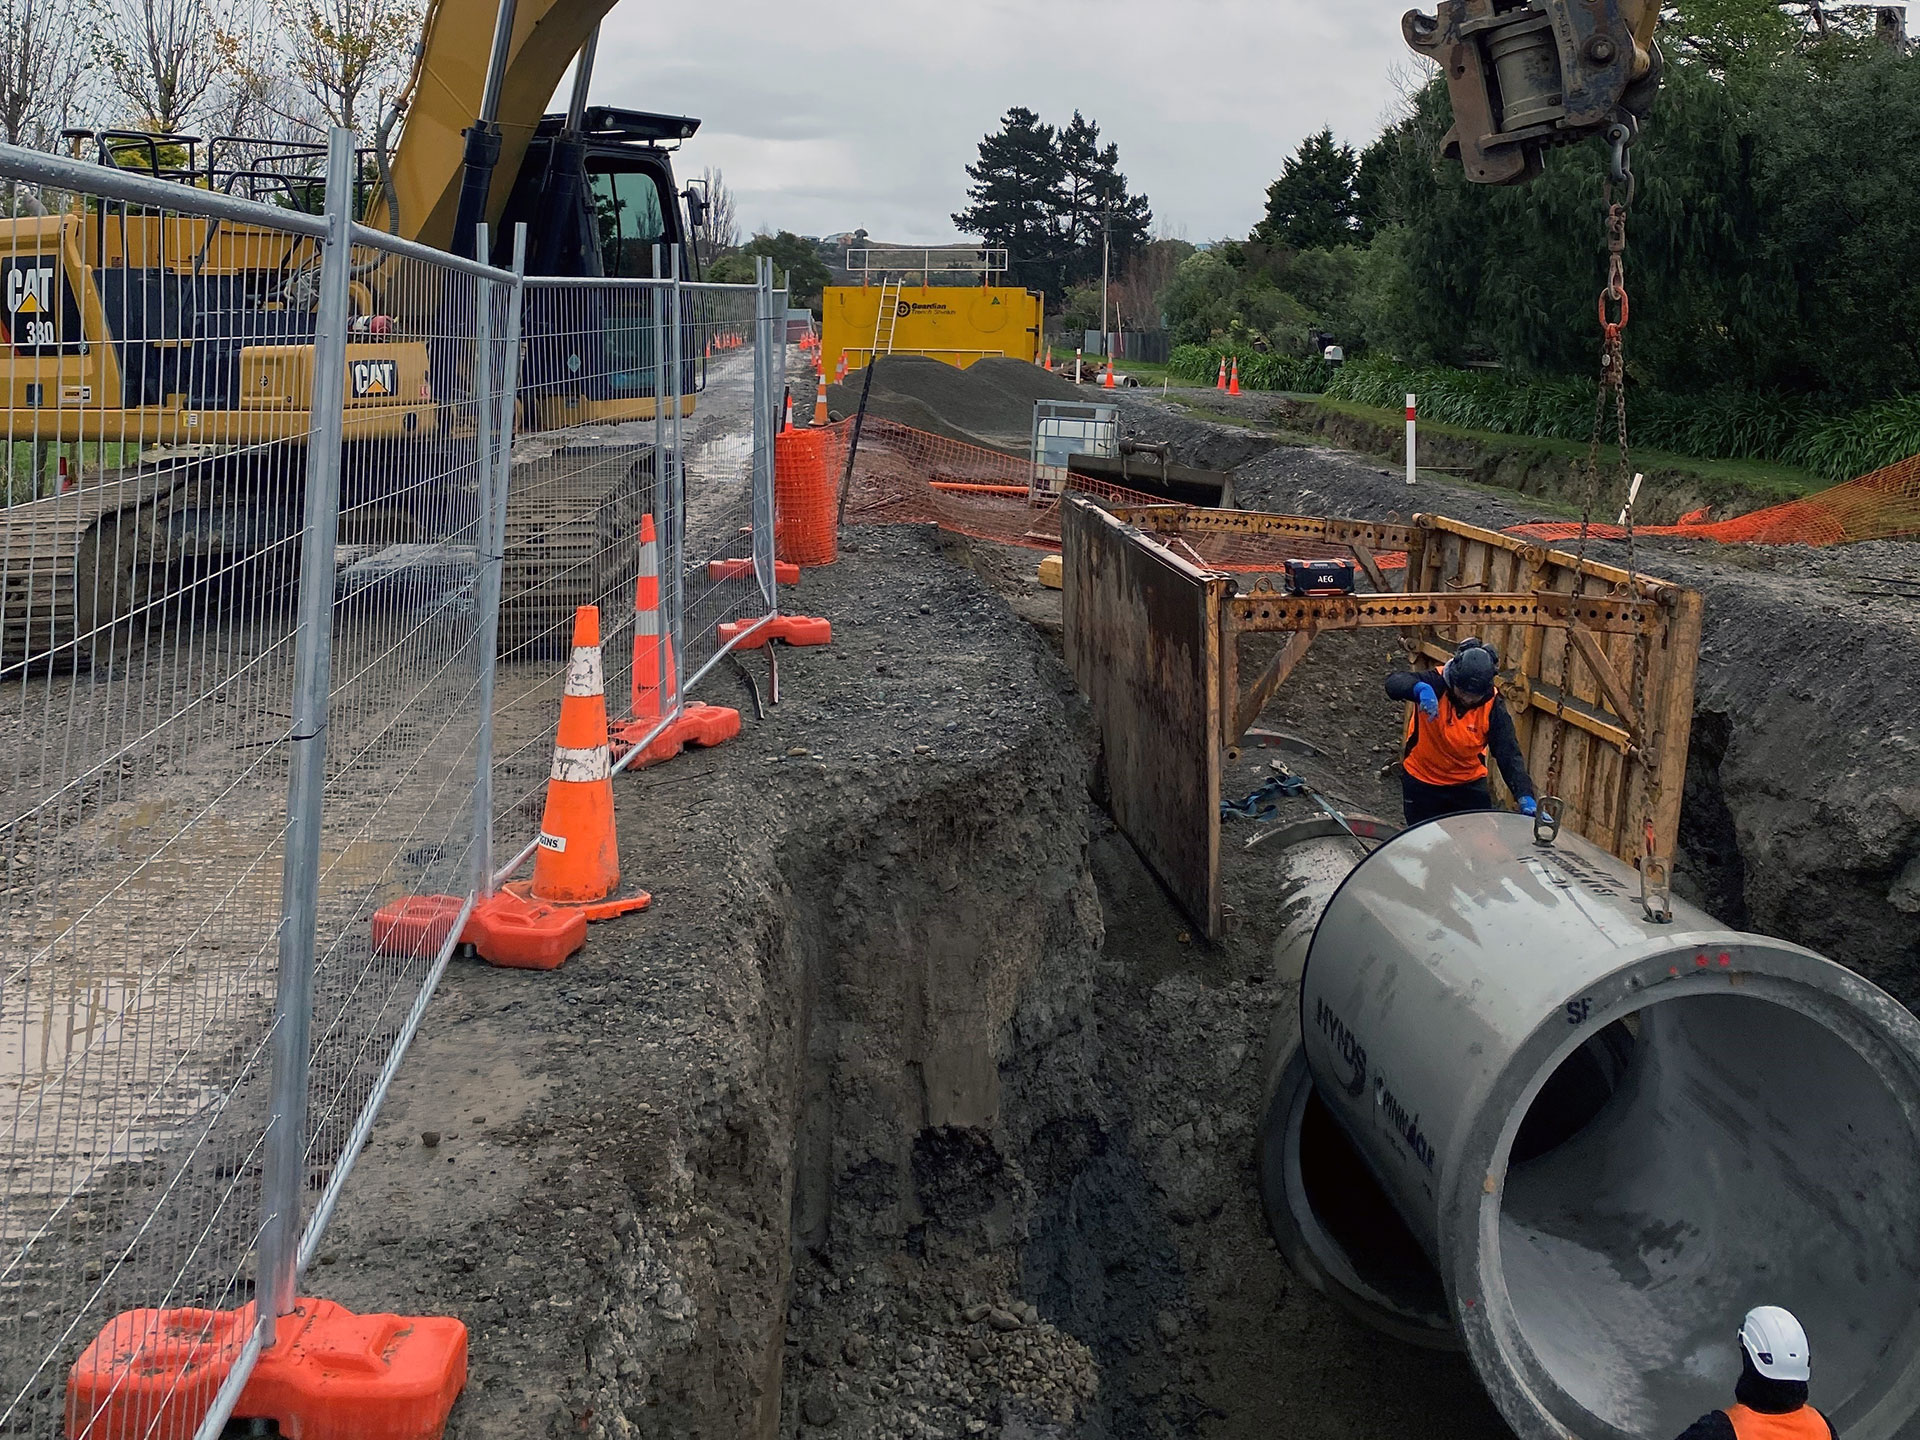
[1168,344,1333,395]
[1324,357,1920,484]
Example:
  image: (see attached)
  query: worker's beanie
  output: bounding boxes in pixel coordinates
[1446,645,1498,700]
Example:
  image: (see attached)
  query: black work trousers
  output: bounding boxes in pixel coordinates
[1401,773,1493,828]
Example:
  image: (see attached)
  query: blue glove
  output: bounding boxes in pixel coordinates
[1519,796,1538,817]
[1412,682,1440,718]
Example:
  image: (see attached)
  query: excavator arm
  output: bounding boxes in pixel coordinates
[1404,0,1662,185]
[382,0,619,252]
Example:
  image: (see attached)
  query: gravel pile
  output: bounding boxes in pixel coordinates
[784,1257,1099,1437]
[824,356,1089,454]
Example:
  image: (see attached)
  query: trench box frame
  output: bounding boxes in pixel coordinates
[1063,499,1705,938]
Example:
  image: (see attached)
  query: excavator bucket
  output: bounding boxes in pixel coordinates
[1404,0,1662,185]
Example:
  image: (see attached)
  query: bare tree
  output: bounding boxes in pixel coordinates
[266,0,419,140]
[695,165,738,266]
[103,0,222,133]
[0,0,93,153]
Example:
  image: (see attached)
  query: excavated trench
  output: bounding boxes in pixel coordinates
[314,509,1917,1440]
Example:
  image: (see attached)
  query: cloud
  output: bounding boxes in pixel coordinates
[585,0,1415,243]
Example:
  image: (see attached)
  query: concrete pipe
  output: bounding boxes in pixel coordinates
[1259,812,1920,1440]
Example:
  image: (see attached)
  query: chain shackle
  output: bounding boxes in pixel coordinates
[1599,283,1630,339]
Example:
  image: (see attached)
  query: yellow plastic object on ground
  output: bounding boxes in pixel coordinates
[821,285,1043,375]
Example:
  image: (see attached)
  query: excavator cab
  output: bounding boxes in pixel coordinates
[498,105,707,427]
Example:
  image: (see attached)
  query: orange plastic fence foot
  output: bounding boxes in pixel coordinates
[706,558,802,584]
[369,892,591,970]
[718,614,832,651]
[610,702,742,769]
[371,894,468,959]
[503,878,649,925]
[464,889,588,970]
[67,1301,466,1440]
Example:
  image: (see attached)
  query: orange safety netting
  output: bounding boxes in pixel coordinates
[825,417,1389,572]
[1510,450,1920,549]
[825,419,1919,578]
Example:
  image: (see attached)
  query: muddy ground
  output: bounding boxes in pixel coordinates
[311,389,1915,1440]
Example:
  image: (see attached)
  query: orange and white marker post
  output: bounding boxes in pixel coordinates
[1406,393,1418,486]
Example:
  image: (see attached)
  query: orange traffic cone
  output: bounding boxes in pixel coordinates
[1043,349,1053,372]
[835,354,848,382]
[1229,358,1241,396]
[630,516,672,720]
[509,606,650,922]
[782,393,795,432]
[1102,359,1115,389]
[1215,358,1228,391]
[813,380,830,426]
[610,518,741,768]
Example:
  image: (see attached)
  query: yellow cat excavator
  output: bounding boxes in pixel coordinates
[0,0,715,661]
[1403,0,1663,185]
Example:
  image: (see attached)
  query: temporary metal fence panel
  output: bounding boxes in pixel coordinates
[1030,401,1120,501]
[490,257,781,885]
[0,131,519,1439]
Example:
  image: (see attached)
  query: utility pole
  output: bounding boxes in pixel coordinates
[1100,209,1112,360]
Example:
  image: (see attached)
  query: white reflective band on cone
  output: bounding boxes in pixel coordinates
[638,609,661,636]
[564,645,604,698]
[550,745,612,783]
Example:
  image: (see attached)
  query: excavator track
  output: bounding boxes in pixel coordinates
[498,437,658,661]
[2,435,657,674]
[0,463,207,673]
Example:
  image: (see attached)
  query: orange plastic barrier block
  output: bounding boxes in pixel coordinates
[719,615,832,651]
[706,558,801,584]
[464,889,589,971]
[610,702,742,769]
[371,895,467,959]
[67,1300,465,1440]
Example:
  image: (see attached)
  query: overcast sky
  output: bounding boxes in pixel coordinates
[583,2,1424,246]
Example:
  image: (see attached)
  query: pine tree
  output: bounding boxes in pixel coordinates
[1255,128,1361,251]
[953,107,1066,296]
[1057,110,1153,289]
[955,107,1151,302]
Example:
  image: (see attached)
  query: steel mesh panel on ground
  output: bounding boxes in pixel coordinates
[0,183,324,1439]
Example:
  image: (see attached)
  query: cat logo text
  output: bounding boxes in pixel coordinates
[350,360,399,399]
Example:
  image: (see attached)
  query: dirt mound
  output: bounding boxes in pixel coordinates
[825,356,1088,455]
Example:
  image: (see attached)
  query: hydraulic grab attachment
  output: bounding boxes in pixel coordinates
[1404,0,1662,185]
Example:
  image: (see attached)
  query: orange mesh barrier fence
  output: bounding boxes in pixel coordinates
[1509,451,1920,549]
[834,419,1917,569]
[775,428,840,565]
[828,417,1404,572]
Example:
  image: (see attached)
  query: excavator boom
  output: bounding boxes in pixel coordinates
[385,0,621,251]
[1404,0,1662,185]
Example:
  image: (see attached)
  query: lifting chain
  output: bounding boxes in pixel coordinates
[1538,124,1664,920]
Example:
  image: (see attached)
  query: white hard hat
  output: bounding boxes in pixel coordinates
[1740,1306,1811,1382]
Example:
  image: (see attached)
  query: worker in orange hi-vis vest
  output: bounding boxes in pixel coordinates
[1385,638,1536,827]
[1671,1308,1836,1440]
